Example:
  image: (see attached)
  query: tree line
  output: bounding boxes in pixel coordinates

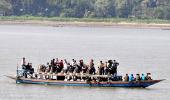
[0,0,170,20]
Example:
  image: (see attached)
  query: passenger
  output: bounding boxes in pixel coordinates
[68,63,74,73]
[76,60,84,73]
[107,60,113,75]
[41,64,47,72]
[58,60,64,73]
[146,73,152,80]
[104,62,109,75]
[71,59,75,66]
[88,59,95,75]
[124,74,129,82]
[129,74,134,81]
[98,61,105,75]
[45,62,51,73]
[29,63,34,75]
[71,59,77,72]
[79,60,84,69]
[112,60,119,76]
[21,57,26,67]
[135,74,141,81]
[55,58,59,65]
[82,65,88,74]
[51,59,55,67]
[24,63,32,78]
[63,59,68,74]
[141,73,146,81]
[21,57,27,77]
[50,59,56,73]
[74,65,81,74]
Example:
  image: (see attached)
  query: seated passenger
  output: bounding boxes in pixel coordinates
[82,65,88,74]
[141,73,146,81]
[68,63,74,73]
[39,64,46,73]
[124,74,129,82]
[71,59,77,72]
[29,63,34,75]
[45,62,51,73]
[135,74,141,81]
[74,65,81,74]
[129,74,134,81]
[146,73,152,80]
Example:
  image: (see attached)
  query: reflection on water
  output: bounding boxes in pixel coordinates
[0,25,170,100]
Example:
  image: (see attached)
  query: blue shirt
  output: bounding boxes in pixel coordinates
[141,74,146,80]
[129,74,134,81]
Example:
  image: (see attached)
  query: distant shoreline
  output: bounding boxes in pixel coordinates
[0,20,170,29]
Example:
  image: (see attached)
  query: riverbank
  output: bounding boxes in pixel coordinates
[0,16,170,29]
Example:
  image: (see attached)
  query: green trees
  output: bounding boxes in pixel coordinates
[0,0,11,15]
[0,0,169,20]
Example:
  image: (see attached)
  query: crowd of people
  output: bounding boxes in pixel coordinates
[21,57,152,82]
[38,58,119,76]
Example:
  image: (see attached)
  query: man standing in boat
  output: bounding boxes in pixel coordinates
[21,57,27,78]
[21,57,26,67]
[112,60,119,76]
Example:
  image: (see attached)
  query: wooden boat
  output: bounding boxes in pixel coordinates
[6,73,164,88]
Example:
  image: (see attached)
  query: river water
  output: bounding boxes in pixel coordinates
[0,24,170,100]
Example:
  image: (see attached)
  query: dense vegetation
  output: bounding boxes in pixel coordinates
[0,0,170,20]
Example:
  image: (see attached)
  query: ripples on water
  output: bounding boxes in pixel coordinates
[0,25,170,100]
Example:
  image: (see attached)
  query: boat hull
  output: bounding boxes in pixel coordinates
[14,77,164,88]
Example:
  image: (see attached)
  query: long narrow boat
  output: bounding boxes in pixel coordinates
[6,74,164,88]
